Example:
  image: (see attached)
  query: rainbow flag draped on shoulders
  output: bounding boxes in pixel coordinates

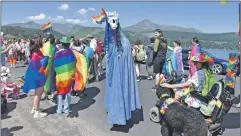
[54,48,88,94]
[54,49,76,95]
[23,51,49,94]
[72,50,88,91]
[42,22,52,33]
[42,41,58,92]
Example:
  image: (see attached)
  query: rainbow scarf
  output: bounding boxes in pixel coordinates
[225,53,238,88]
[160,98,175,114]
[54,49,76,95]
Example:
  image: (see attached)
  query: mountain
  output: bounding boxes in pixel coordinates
[1,26,64,39]
[123,19,202,33]
[6,21,41,29]
[2,20,239,50]
[6,19,201,34]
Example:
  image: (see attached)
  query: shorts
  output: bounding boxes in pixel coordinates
[134,60,144,64]
[153,57,165,73]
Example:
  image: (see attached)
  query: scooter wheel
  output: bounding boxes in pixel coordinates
[149,107,161,123]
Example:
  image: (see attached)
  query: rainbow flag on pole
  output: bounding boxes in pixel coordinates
[42,22,52,33]
[91,8,107,24]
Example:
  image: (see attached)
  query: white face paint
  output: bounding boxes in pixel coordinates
[106,11,119,30]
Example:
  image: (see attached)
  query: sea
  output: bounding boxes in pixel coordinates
[204,49,239,60]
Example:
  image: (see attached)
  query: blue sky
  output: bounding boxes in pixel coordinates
[2,1,240,33]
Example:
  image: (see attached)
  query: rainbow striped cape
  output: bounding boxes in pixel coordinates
[72,50,88,91]
[42,41,57,92]
[54,49,88,95]
[23,51,49,94]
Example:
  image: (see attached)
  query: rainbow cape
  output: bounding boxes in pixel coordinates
[54,49,87,94]
[72,50,88,91]
[162,49,178,80]
[91,8,106,24]
[23,51,49,94]
[225,53,238,88]
[42,22,52,33]
[42,41,58,92]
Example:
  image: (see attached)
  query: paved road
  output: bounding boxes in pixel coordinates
[1,63,240,136]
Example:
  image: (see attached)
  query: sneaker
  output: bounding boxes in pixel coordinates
[31,107,43,114]
[147,76,153,80]
[137,76,141,82]
[151,86,157,92]
[236,103,240,108]
[34,111,47,118]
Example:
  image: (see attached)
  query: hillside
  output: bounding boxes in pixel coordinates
[2,20,239,50]
[1,26,65,39]
[123,19,202,33]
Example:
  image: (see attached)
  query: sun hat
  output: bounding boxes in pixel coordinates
[60,36,71,44]
[87,34,93,38]
[191,53,208,63]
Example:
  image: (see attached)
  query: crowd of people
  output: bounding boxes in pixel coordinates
[1,32,105,118]
[0,28,240,125]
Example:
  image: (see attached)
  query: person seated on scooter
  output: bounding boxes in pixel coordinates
[161,53,216,117]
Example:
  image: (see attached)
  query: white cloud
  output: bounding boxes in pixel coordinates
[88,8,95,11]
[55,16,64,20]
[78,8,88,16]
[65,19,88,24]
[58,4,69,10]
[48,16,64,21]
[27,13,46,20]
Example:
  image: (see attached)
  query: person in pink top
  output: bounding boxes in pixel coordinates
[189,37,203,77]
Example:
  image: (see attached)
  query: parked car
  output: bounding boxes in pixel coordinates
[182,49,229,75]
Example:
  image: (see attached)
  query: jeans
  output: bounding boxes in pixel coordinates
[56,91,71,114]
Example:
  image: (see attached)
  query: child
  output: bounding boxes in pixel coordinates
[146,37,155,80]
[54,37,76,115]
[54,36,87,115]
[173,40,184,77]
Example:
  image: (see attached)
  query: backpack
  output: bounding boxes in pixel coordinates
[135,48,145,62]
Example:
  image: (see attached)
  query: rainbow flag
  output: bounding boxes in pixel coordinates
[54,49,77,95]
[42,22,52,33]
[23,51,48,94]
[91,8,107,24]
[225,53,238,88]
[72,50,88,91]
[221,0,228,4]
